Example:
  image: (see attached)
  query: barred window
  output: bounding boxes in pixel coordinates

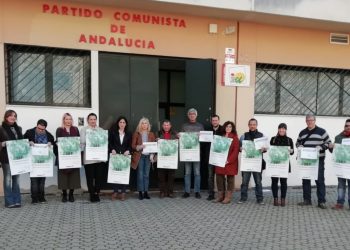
[5,44,91,107]
[255,64,350,116]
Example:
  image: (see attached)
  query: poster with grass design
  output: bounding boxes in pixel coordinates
[209,135,233,167]
[332,143,350,179]
[240,140,262,172]
[296,148,319,180]
[57,137,81,169]
[265,146,289,178]
[30,145,54,177]
[157,139,178,169]
[107,154,131,184]
[6,139,32,175]
[85,128,108,161]
[179,132,200,162]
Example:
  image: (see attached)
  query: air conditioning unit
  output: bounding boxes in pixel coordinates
[330,33,349,45]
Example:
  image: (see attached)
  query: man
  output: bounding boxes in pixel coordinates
[206,115,223,201]
[238,118,266,205]
[24,119,55,204]
[181,108,204,198]
[329,119,350,210]
[296,114,331,209]
[157,120,178,198]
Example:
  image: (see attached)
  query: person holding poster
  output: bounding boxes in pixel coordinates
[181,108,204,199]
[296,114,331,209]
[157,120,178,198]
[80,113,107,203]
[238,118,266,205]
[131,117,156,200]
[108,116,132,201]
[24,119,55,204]
[204,115,223,201]
[329,119,350,210]
[269,123,294,207]
[214,121,239,204]
[55,113,81,203]
[0,110,23,208]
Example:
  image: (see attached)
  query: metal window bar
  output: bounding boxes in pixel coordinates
[5,44,91,107]
[255,63,350,116]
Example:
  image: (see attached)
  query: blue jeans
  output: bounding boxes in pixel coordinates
[184,162,201,193]
[302,157,326,203]
[2,163,21,207]
[137,155,151,192]
[240,171,263,202]
[337,178,350,205]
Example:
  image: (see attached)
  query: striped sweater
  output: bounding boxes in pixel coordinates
[296,126,331,157]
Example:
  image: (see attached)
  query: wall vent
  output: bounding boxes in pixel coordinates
[330,33,349,45]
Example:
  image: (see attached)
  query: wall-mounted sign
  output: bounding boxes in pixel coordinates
[225,48,235,64]
[224,64,250,87]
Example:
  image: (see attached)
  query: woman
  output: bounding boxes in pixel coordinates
[108,116,132,201]
[55,113,81,202]
[270,123,294,207]
[131,117,156,200]
[80,113,106,203]
[0,110,23,208]
[214,121,239,204]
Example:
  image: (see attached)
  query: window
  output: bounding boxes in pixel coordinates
[255,63,350,116]
[5,44,91,107]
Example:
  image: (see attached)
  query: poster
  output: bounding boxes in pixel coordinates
[85,128,108,161]
[57,137,82,169]
[224,64,250,87]
[30,145,54,177]
[6,139,32,175]
[332,143,350,179]
[254,137,269,150]
[300,147,318,160]
[296,148,319,180]
[240,140,262,172]
[157,139,178,169]
[199,131,214,142]
[107,154,131,184]
[142,142,158,154]
[209,135,233,167]
[265,146,289,178]
[179,132,200,162]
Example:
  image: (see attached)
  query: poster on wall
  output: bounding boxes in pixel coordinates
[6,139,32,175]
[265,146,289,178]
[107,154,131,184]
[240,140,262,172]
[224,64,250,87]
[157,139,178,169]
[225,48,235,64]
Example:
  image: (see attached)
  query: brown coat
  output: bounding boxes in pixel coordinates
[131,131,156,169]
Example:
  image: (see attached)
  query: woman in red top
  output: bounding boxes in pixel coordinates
[214,121,240,204]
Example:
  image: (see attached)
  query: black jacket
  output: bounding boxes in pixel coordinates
[23,127,55,145]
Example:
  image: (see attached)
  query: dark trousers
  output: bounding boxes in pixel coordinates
[271,177,287,199]
[302,157,326,203]
[31,177,45,201]
[208,165,215,195]
[158,169,175,194]
[113,184,127,193]
[84,162,105,194]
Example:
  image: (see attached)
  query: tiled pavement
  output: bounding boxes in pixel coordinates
[0,187,349,250]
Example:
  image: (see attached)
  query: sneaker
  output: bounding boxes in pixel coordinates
[317,203,327,209]
[7,204,17,208]
[206,194,215,201]
[195,192,201,199]
[297,200,312,206]
[14,203,21,208]
[331,204,344,210]
[182,192,190,198]
[257,200,265,205]
[237,200,246,204]
[39,198,47,204]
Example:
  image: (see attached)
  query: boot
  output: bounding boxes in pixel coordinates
[94,193,100,202]
[111,192,118,201]
[144,192,150,199]
[221,191,233,204]
[138,191,144,200]
[273,198,279,206]
[120,193,126,201]
[89,193,95,202]
[62,190,67,203]
[213,191,224,203]
[280,198,286,207]
[68,190,74,202]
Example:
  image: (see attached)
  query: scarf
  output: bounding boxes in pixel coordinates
[343,130,350,137]
[1,121,22,140]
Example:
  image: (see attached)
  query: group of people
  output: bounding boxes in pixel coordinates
[0,108,349,212]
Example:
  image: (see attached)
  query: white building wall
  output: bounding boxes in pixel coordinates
[254,114,345,187]
[5,51,100,191]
